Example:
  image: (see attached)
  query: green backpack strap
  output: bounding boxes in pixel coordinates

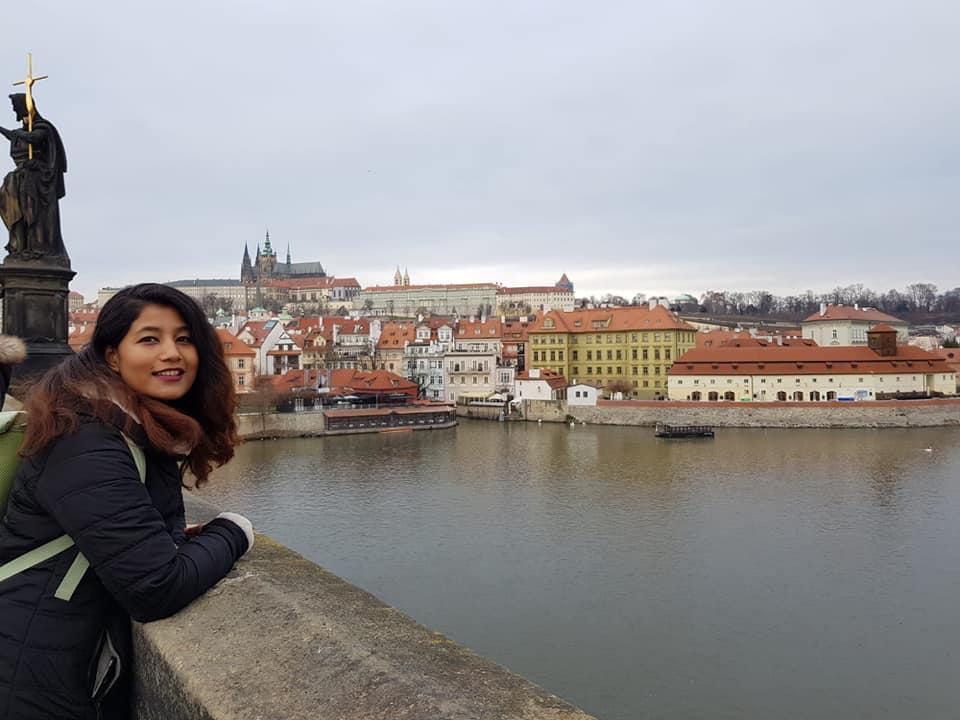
[0,430,147,602]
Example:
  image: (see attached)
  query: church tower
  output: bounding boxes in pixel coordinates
[403,267,410,286]
[257,230,277,278]
[394,266,403,286]
[241,242,254,283]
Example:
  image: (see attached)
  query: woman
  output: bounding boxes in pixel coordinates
[0,283,254,719]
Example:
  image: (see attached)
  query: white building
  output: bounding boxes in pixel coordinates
[567,383,600,406]
[514,368,568,401]
[669,326,956,401]
[802,304,908,346]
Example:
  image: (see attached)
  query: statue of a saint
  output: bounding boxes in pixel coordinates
[0,93,69,266]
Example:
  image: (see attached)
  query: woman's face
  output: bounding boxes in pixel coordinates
[105,303,199,402]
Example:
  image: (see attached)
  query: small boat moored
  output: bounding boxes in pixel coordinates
[655,423,715,439]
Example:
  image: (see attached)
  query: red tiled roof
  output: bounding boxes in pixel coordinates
[68,326,95,352]
[376,322,417,349]
[268,368,417,394]
[670,345,954,376]
[497,286,572,295]
[868,324,897,333]
[802,305,904,324]
[516,369,567,389]
[528,305,695,334]
[217,328,256,356]
[455,319,502,338]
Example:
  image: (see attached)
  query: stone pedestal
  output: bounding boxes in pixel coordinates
[0,259,76,390]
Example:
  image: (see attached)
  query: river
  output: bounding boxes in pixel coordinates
[197,420,960,719]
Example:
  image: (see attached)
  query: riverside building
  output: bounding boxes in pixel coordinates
[668,325,957,401]
[526,305,697,400]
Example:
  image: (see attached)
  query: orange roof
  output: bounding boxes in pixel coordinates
[217,328,256,356]
[803,305,904,324]
[325,406,453,418]
[376,322,417,349]
[516,369,567,390]
[362,283,497,292]
[528,305,695,334]
[268,368,417,394]
[670,344,954,376]
[868,324,897,333]
[455,319,502,339]
[68,325,95,352]
[498,286,572,295]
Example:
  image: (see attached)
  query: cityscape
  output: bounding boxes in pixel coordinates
[71,234,959,411]
[4,2,960,718]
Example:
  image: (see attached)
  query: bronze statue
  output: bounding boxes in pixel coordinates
[0,92,68,265]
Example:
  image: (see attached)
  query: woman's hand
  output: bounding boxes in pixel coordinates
[185,523,204,537]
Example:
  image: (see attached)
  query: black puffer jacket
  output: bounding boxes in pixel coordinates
[0,415,249,719]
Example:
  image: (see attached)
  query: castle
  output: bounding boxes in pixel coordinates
[241,231,328,284]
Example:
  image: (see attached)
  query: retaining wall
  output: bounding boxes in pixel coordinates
[569,399,960,428]
[133,495,595,720]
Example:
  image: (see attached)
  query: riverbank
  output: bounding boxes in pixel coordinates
[567,398,960,428]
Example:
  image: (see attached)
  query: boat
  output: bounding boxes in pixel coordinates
[654,423,715,438]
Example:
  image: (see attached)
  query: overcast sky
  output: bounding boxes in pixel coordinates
[5,0,958,301]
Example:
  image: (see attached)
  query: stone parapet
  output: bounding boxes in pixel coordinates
[133,495,595,720]
[569,399,960,428]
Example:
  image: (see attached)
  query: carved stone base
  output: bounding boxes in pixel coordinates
[0,260,76,393]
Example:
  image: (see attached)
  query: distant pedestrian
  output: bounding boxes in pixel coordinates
[0,283,254,719]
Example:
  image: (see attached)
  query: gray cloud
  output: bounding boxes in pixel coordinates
[5,0,958,301]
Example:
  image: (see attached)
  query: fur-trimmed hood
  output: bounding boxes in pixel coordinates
[0,335,27,365]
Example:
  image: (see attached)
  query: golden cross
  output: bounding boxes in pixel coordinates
[11,53,48,160]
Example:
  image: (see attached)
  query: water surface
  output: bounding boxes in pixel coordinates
[198,421,960,719]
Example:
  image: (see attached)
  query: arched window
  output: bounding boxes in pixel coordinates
[810,391,821,401]
[708,391,719,401]
[691,391,702,401]
[777,391,787,401]
[793,391,803,401]
[723,391,735,401]
[826,391,836,401]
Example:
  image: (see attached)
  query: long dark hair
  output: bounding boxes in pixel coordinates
[22,283,239,486]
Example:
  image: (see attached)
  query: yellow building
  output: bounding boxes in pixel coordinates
[526,306,697,399]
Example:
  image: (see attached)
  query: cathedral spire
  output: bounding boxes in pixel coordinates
[286,243,291,266]
[263,229,273,255]
[242,242,251,266]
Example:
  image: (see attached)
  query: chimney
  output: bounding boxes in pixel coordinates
[854,303,859,310]
[819,302,826,316]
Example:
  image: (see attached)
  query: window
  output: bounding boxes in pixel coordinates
[606,350,613,361]
[642,349,649,361]
[632,367,638,375]
[587,350,593,360]
[550,351,556,361]
[572,350,579,361]
[643,366,649,375]
[587,367,593,374]
[238,375,245,386]
[558,351,564,361]
[665,349,671,360]
[632,349,638,360]
[616,367,622,374]
[654,349,661,361]
[572,366,579,375]
[237,359,245,369]
[616,350,622,360]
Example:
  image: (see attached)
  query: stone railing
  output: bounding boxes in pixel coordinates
[133,496,596,719]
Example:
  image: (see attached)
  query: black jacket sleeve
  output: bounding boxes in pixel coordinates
[33,423,249,622]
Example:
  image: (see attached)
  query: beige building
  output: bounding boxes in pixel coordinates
[496,279,575,314]
[356,283,498,317]
[217,329,256,394]
[443,350,497,403]
[669,326,956,401]
[802,304,908,346]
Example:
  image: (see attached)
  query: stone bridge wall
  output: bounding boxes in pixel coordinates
[133,495,595,720]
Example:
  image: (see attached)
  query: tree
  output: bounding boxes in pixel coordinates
[943,337,959,348]
[606,379,633,398]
